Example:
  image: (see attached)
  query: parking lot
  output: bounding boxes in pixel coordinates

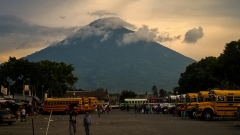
[1,109,240,135]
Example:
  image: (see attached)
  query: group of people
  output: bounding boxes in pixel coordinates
[132,104,162,114]
[67,103,92,135]
[96,104,111,117]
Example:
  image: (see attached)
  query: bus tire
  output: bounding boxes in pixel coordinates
[203,109,213,121]
[189,109,196,119]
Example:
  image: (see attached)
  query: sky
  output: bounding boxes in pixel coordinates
[0,0,240,64]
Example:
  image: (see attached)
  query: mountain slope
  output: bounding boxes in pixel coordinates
[24,17,195,93]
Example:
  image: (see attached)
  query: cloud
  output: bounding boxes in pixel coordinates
[0,15,78,50]
[87,10,117,17]
[119,25,181,45]
[183,26,204,43]
[156,33,181,42]
[89,17,136,30]
[72,17,135,42]
[59,15,65,19]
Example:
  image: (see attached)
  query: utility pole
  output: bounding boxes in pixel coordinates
[42,85,44,102]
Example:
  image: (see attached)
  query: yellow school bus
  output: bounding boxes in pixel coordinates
[88,97,98,111]
[82,97,91,112]
[188,91,211,119]
[185,93,198,119]
[195,90,240,121]
[43,98,84,113]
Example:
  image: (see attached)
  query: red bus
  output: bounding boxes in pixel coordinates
[147,97,167,106]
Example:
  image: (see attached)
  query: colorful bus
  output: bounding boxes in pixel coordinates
[119,99,148,110]
[147,97,168,106]
[119,98,169,110]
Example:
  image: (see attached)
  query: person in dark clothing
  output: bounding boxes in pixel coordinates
[126,104,130,111]
[69,104,78,135]
[97,105,101,117]
[134,104,137,114]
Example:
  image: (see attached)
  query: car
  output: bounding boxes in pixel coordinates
[0,110,16,125]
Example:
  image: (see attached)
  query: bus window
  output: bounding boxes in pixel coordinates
[234,97,240,102]
[227,96,233,102]
[198,97,203,102]
[191,98,197,102]
[186,98,190,103]
[217,95,225,101]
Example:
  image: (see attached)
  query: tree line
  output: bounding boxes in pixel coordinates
[176,39,240,94]
[0,57,78,99]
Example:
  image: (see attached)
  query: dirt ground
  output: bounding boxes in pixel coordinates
[1,109,240,135]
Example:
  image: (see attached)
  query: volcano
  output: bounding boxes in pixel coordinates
[24,17,195,93]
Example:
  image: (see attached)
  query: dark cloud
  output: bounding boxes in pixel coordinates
[183,26,204,43]
[0,15,78,50]
[87,10,117,17]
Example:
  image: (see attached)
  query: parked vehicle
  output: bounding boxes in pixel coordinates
[195,90,240,121]
[0,110,16,125]
[160,103,175,114]
[236,104,240,120]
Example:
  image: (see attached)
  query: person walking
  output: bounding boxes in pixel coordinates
[180,105,186,119]
[134,104,137,114]
[21,108,26,122]
[106,105,110,114]
[97,105,101,117]
[126,104,130,112]
[145,104,150,114]
[69,104,78,135]
[83,112,92,135]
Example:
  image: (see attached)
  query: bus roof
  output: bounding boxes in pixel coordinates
[198,91,209,97]
[124,99,147,101]
[186,93,198,98]
[44,98,82,101]
[147,97,166,100]
[209,90,240,96]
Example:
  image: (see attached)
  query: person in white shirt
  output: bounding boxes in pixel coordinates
[21,108,26,122]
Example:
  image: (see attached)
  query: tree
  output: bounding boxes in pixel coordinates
[218,39,240,89]
[151,85,158,97]
[105,89,108,94]
[0,57,78,98]
[159,89,167,97]
[178,56,219,93]
[119,90,137,102]
[172,86,180,95]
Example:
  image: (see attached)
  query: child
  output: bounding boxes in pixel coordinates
[83,112,92,135]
